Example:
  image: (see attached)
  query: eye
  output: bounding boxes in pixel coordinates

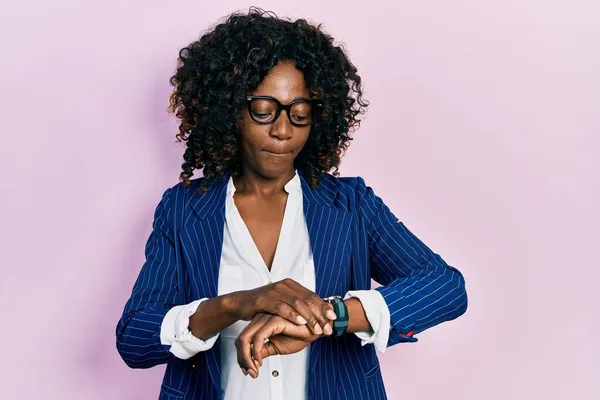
[252,111,272,119]
[291,114,308,121]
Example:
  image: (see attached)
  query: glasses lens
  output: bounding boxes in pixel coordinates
[249,99,278,123]
[289,101,313,126]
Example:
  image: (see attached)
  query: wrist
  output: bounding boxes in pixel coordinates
[222,290,261,321]
[221,291,244,319]
[187,301,205,338]
[323,296,349,337]
[344,297,371,333]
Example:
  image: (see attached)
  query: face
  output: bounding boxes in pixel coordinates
[239,61,313,180]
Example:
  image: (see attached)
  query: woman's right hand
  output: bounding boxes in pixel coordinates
[233,278,336,335]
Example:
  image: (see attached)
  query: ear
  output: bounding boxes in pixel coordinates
[235,115,244,136]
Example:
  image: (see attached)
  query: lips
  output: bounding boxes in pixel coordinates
[263,149,292,155]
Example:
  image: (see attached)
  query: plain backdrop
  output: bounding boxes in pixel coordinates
[0,1,598,399]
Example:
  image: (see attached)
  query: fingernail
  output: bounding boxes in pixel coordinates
[297,316,307,324]
[327,310,337,320]
[314,324,323,335]
[324,324,332,335]
[242,368,247,376]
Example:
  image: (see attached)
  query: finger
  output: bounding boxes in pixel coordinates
[235,314,269,374]
[252,335,274,366]
[279,280,332,334]
[252,339,267,367]
[268,280,308,325]
[269,301,307,325]
[252,317,300,365]
[287,296,324,335]
[324,302,337,320]
[235,333,256,374]
[251,336,263,367]
[321,302,336,336]
[244,359,260,378]
[248,367,258,379]
[303,294,335,334]
[261,340,281,359]
[251,318,286,366]
[265,285,317,332]
[241,366,259,379]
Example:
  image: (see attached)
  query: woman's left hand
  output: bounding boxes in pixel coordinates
[235,313,323,378]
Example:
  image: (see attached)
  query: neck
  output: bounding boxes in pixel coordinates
[233,167,296,197]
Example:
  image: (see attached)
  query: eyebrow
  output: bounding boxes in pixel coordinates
[248,94,314,103]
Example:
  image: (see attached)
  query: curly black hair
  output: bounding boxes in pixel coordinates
[169,7,368,188]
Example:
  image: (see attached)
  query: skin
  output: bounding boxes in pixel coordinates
[188,61,372,379]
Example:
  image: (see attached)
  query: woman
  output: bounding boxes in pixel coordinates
[116,8,468,400]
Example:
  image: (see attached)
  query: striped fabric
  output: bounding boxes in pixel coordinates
[116,171,468,400]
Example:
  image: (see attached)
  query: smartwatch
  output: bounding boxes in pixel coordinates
[323,295,349,337]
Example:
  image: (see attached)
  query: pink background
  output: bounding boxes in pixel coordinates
[1,1,598,399]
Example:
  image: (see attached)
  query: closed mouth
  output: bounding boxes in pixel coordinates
[263,150,292,156]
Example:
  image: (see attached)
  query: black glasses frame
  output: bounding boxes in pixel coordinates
[246,95,322,127]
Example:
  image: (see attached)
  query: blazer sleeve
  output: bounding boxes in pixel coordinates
[115,187,180,368]
[355,177,468,347]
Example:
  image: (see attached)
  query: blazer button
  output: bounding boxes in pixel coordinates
[272,370,279,377]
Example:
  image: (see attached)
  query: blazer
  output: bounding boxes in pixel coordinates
[116,171,468,400]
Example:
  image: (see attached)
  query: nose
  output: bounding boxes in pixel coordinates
[269,111,293,141]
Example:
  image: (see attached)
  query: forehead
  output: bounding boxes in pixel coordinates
[251,61,310,103]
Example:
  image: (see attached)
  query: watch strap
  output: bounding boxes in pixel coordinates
[324,296,348,337]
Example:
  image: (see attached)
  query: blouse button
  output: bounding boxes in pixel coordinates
[272,370,279,378]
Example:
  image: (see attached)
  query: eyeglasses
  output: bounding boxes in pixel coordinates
[246,95,322,127]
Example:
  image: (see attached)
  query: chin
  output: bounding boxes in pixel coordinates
[251,156,295,179]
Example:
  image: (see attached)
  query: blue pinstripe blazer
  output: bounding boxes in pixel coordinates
[116,171,468,400]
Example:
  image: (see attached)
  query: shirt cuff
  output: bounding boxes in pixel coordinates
[160,298,220,359]
[344,290,391,353]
